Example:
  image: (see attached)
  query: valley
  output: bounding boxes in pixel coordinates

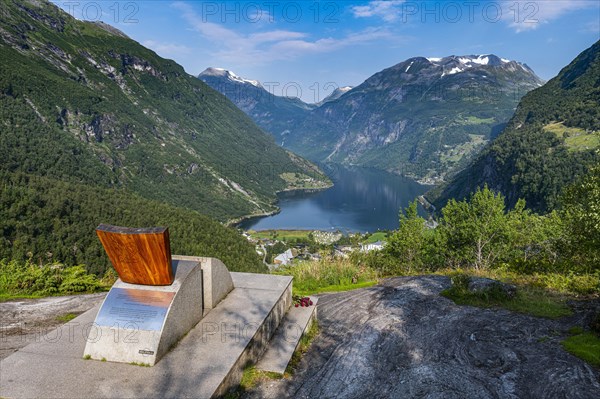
[238,164,428,232]
[1,2,599,396]
[201,55,544,184]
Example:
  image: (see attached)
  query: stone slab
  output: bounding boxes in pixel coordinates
[0,272,292,399]
[172,256,234,311]
[256,296,318,374]
[231,272,292,292]
[83,259,203,365]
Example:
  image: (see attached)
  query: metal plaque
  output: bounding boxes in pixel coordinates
[95,288,175,331]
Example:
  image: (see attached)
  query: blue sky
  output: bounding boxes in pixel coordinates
[55,1,600,102]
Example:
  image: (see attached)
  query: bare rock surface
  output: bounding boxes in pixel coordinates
[0,293,106,360]
[245,276,600,399]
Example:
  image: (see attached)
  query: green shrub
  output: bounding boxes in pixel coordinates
[449,273,471,290]
[0,259,106,299]
[441,272,572,319]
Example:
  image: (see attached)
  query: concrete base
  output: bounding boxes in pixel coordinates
[84,259,203,366]
[172,256,234,313]
[256,296,318,374]
[0,272,292,399]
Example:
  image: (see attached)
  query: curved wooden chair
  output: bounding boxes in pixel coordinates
[96,224,174,285]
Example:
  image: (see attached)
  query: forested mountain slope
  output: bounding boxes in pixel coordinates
[0,0,328,222]
[428,40,600,212]
[0,0,330,273]
[0,171,266,275]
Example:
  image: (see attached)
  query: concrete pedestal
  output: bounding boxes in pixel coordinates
[1,272,294,399]
[84,258,203,366]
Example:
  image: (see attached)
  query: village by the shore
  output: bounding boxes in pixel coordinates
[240,229,388,269]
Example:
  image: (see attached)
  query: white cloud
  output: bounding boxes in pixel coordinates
[351,0,406,22]
[142,40,191,57]
[502,0,598,33]
[173,2,399,67]
[248,31,307,43]
[581,20,600,34]
[268,27,393,55]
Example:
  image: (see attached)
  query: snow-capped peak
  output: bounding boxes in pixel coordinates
[427,55,511,66]
[428,54,526,78]
[199,67,262,87]
[470,55,490,65]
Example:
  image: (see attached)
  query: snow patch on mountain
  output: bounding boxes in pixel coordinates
[470,55,490,65]
[441,66,464,77]
[199,67,261,87]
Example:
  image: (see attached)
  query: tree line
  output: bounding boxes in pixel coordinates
[0,171,267,276]
[384,163,600,277]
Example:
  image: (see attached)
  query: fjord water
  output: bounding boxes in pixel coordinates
[240,165,429,232]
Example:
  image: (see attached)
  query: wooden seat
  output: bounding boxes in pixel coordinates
[96,224,174,285]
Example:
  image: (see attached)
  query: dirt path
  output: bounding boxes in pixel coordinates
[246,276,600,399]
[0,293,106,360]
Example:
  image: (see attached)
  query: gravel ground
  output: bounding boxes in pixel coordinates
[0,293,106,360]
[245,276,600,399]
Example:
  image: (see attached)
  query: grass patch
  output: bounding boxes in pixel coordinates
[568,326,585,335]
[56,313,78,323]
[543,122,587,137]
[543,122,599,152]
[564,133,600,151]
[248,229,312,242]
[441,273,572,319]
[225,319,321,398]
[286,320,320,373]
[0,292,45,302]
[129,361,151,367]
[434,268,599,296]
[274,258,379,296]
[562,332,600,367]
[440,134,487,163]
[463,116,496,125]
[280,172,331,190]
[294,281,378,297]
[83,354,91,360]
[365,232,387,244]
[225,366,283,399]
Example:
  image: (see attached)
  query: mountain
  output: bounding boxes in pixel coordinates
[427,41,600,212]
[317,86,354,105]
[0,0,330,223]
[284,55,544,184]
[198,68,315,145]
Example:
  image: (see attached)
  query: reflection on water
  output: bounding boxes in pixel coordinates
[239,164,429,232]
